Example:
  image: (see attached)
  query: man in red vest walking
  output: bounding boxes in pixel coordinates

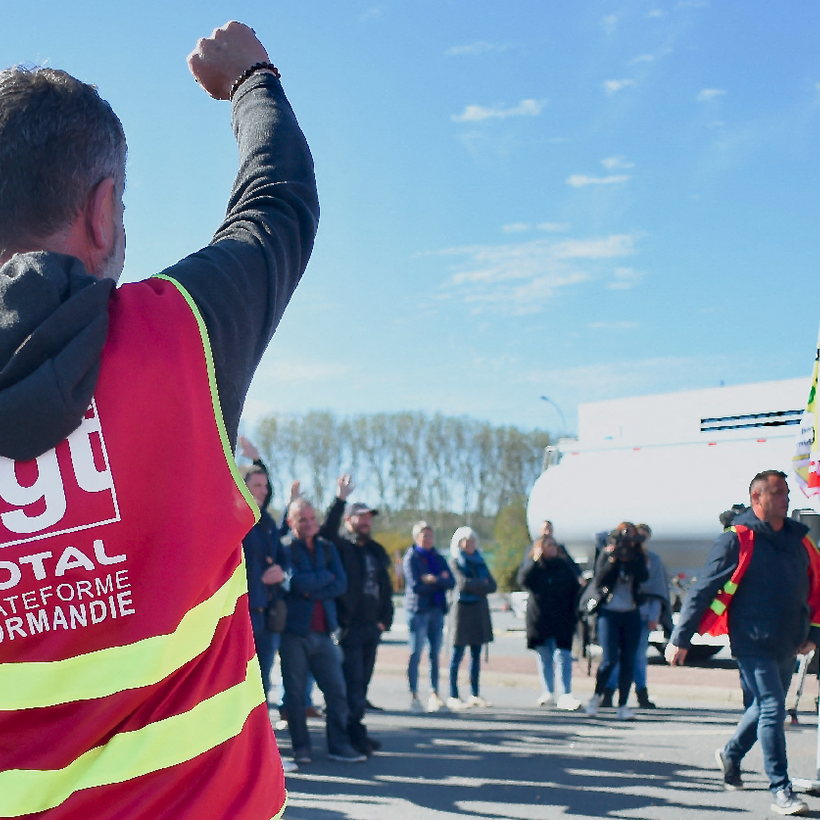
[666,470,820,817]
[0,21,317,820]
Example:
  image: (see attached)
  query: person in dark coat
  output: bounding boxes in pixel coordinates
[518,535,582,710]
[318,474,394,756]
[446,526,496,708]
[582,522,649,720]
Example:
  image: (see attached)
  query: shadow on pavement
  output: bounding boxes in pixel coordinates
[280,705,776,820]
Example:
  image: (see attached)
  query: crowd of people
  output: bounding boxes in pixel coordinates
[239,441,505,768]
[239,439,677,764]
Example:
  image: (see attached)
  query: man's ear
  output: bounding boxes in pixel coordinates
[84,177,116,253]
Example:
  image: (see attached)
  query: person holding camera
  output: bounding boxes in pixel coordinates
[582,522,649,720]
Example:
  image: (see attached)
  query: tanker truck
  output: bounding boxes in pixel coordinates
[525,377,818,656]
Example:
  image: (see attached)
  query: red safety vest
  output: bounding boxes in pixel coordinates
[698,523,820,638]
[0,277,285,819]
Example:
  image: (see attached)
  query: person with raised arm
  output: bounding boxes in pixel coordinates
[0,21,318,819]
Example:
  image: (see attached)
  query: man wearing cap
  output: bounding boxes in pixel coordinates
[320,475,394,755]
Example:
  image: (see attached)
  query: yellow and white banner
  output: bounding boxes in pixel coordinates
[793,324,820,510]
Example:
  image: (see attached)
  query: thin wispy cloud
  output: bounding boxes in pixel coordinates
[630,54,655,64]
[603,15,618,34]
[567,174,630,187]
[445,41,508,57]
[607,266,642,290]
[431,234,639,314]
[451,99,545,123]
[603,79,636,95]
[523,354,735,411]
[697,88,726,102]
[259,356,350,383]
[648,9,665,18]
[601,155,635,170]
[502,222,571,234]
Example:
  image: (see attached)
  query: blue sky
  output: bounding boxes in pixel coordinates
[4,1,819,436]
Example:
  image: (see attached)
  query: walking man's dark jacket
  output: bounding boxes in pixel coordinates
[672,507,820,660]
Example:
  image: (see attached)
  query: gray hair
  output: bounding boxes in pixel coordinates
[0,67,127,255]
[450,526,479,558]
[412,520,432,541]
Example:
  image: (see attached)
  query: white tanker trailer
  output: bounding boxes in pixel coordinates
[527,377,816,576]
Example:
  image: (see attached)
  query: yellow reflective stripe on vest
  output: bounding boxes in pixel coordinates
[153,274,260,524]
[0,658,264,817]
[709,599,726,616]
[0,561,247,710]
[724,580,738,595]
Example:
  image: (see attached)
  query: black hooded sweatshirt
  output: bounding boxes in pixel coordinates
[0,72,318,462]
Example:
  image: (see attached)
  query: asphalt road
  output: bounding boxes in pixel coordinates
[273,602,820,820]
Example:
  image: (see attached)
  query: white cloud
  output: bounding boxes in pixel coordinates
[603,15,618,34]
[601,155,635,170]
[537,222,570,233]
[648,9,665,18]
[697,88,726,102]
[445,41,508,57]
[603,79,636,95]
[630,54,655,64]
[607,266,642,290]
[432,234,639,314]
[502,222,531,233]
[566,174,630,187]
[451,99,545,123]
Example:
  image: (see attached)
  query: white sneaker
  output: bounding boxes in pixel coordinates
[447,696,466,710]
[616,704,635,720]
[585,693,603,716]
[467,695,491,708]
[282,759,298,773]
[556,694,582,711]
[410,695,424,713]
[536,692,554,707]
[427,693,446,712]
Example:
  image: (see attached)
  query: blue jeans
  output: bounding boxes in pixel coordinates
[534,639,573,696]
[595,608,641,703]
[407,608,444,693]
[724,655,795,793]
[250,610,281,701]
[606,618,650,691]
[280,631,350,756]
[450,644,481,699]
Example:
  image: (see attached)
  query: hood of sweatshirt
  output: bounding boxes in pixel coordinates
[0,251,114,461]
[732,505,809,541]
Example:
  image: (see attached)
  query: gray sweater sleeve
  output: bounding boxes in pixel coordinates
[160,71,319,444]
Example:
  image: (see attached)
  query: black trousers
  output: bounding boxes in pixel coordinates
[339,622,382,742]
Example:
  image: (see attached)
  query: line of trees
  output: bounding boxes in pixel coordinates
[251,410,550,524]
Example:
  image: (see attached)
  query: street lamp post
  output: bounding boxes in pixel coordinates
[540,395,567,434]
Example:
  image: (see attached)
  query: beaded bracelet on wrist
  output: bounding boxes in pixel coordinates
[229,62,281,100]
